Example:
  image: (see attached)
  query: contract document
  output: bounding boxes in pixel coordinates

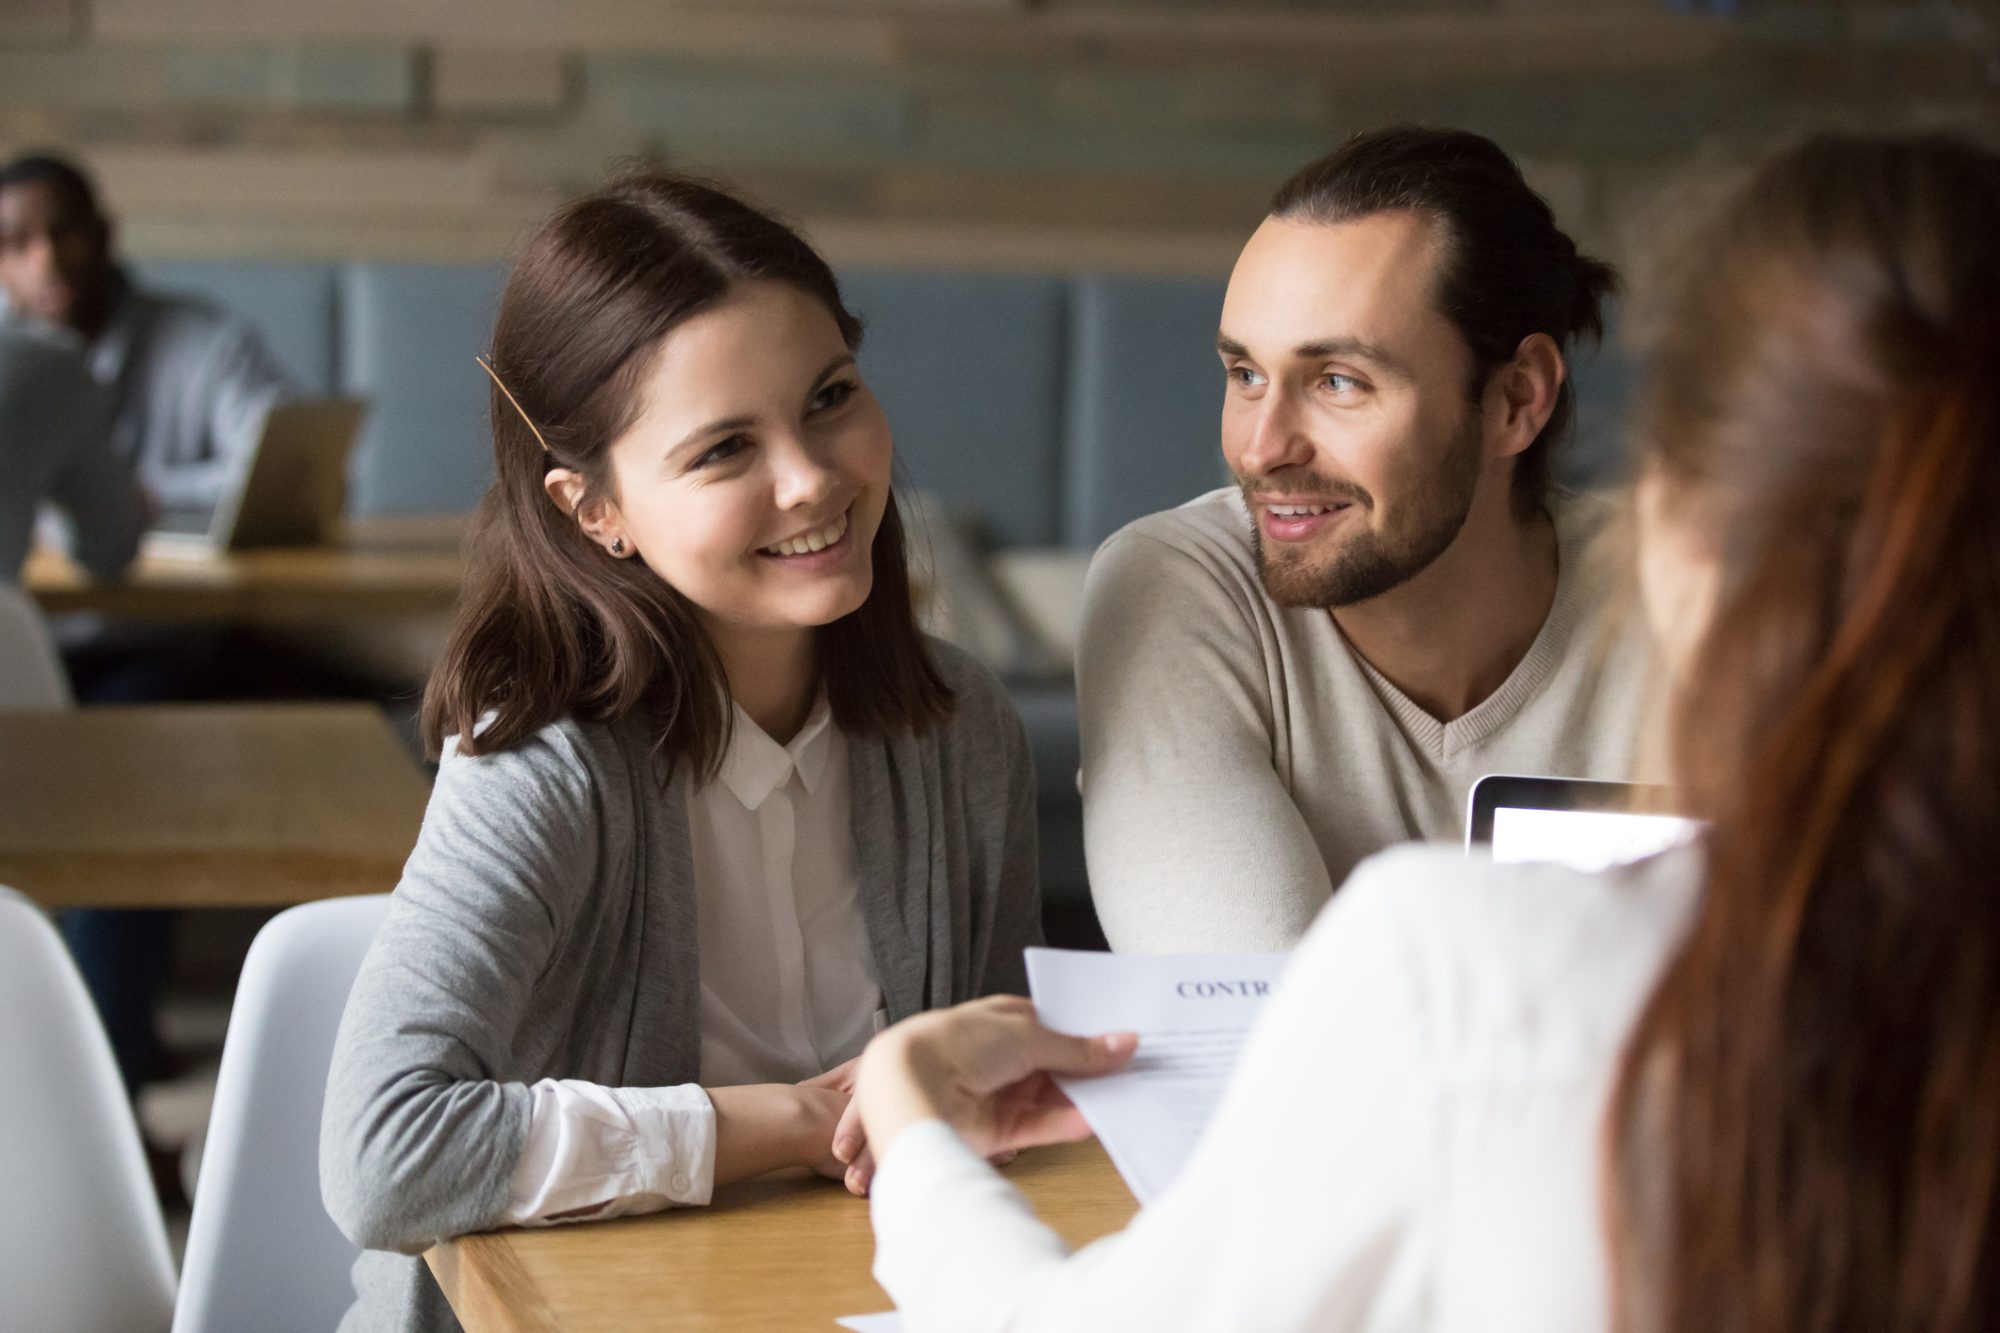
[1024,946,1287,1203]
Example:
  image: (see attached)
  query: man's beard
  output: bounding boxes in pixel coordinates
[1243,415,1483,610]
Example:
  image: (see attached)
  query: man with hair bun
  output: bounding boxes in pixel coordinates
[1081,126,1654,952]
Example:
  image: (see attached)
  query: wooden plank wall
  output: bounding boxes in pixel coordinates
[0,1,1991,274]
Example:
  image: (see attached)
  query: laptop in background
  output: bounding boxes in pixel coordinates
[145,398,366,560]
[1465,773,1699,873]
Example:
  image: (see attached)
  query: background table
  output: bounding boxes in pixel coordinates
[23,515,467,624]
[0,703,429,908]
[427,1137,1138,1332]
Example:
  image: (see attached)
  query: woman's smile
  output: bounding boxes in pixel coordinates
[756,505,853,568]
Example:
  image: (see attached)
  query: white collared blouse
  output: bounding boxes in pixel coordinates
[501,693,883,1223]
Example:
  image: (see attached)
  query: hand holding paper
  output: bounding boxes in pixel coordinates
[848,994,1138,1175]
[843,951,1285,1331]
[1024,947,1286,1202]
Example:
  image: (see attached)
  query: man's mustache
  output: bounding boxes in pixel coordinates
[1234,473,1374,510]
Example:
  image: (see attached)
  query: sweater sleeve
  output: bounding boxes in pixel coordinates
[0,327,143,583]
[502,1080,718,1223]
[979,667,1043,998]
[319,728,602,1254]
[33,354,145,582]
[870,858,1434,1332]
[45,399,147,583]
[1077,525,1336,952]
[927,639,1045,1001]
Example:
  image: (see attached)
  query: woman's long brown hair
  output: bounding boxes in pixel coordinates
[1607,134,2000,1332]
[419,172,952,769]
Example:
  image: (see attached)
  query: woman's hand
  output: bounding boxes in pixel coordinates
[834,995,1136,1193]
[805,1057,884,1194]
[708,1081,851,1186]
[803,1055,861,1095]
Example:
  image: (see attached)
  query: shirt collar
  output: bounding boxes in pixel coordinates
[716,691,836,810]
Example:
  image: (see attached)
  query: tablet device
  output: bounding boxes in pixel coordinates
[144,398,366,559]
[1466,773,1698,872]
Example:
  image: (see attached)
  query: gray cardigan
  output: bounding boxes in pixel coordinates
[320,641,1042,1333]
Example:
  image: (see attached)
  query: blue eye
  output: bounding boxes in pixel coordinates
[1226,365,1265,388]
[1324,373,1363,393]
[811,379,858,413]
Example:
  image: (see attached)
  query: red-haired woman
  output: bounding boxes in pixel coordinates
[848,132,2000,1333]
[320,175,1041,1333]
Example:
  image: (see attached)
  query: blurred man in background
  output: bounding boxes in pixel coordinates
[0,152,292,509]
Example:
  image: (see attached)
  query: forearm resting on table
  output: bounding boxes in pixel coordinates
[710,1082,844,1185]
[510,1078,845,1225]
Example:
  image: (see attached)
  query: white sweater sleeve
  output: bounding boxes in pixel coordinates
[501,1079,718,1225]
[869,863,1435,1333]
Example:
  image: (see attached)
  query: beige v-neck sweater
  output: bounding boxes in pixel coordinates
[1078,487,1657,952]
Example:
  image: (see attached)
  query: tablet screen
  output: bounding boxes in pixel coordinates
[1488,806,1698,872]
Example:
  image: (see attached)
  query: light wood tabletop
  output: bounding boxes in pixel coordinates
[23,514,468,622]
[427,1136,1138,1333]
[0,703,429,909]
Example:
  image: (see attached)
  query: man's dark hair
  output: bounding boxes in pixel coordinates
[1271,126,1617,518]
[0,152,105,221]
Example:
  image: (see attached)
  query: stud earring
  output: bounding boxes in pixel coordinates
[610,538,626,557]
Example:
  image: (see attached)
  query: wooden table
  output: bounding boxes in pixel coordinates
[23,514,467,623]
[428,1137,1138,1332]
[0,703,429,908]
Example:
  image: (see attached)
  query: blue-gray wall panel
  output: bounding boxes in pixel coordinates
[1063,274,1231,548]
[841,270,1067,547]
[1558,304,1641,490]
[338,263,507,515]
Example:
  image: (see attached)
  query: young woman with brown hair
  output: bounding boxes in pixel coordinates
[841,131,2000,1332]
[319,174,1041,1333]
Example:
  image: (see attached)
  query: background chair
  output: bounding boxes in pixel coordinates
[171,893,391,1333]
[0,582,72,709]
[0,886,176,1333]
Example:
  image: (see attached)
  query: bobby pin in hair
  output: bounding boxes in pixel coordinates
[475,355,551,454]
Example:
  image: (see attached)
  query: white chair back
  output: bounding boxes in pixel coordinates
[0,582,70,709]
[0,887,176,1333]
[171,893,390,1333]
